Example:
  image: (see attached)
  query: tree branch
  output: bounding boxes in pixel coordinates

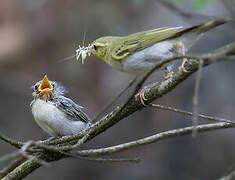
[149,103,235,124]
[75,122,234,157]
[0,132,24,149]
[0,157,26,178]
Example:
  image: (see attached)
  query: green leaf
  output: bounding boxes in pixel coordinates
[193,0,211,10]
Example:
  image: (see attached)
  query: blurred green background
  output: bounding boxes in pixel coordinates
[0,0,235,179]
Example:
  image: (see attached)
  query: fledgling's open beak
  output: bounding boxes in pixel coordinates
[38,75,54,100]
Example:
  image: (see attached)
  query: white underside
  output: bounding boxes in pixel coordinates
[31,99,87,137]
[124,40,175,73]
[111,40,175,74]
[111,33,202,74]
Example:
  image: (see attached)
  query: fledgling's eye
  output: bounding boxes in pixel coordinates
[34,85,39,91]
[93,45,97,51]
[52,82,55,88]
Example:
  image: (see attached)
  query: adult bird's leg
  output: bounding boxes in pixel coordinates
[175,41,189,73]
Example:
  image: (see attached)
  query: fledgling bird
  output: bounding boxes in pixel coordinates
[30,75,91,137]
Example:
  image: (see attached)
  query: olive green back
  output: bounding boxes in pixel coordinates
[111,19,229,61]
[111,27,182,60]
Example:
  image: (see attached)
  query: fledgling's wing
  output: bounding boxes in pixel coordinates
[53,96,90,123]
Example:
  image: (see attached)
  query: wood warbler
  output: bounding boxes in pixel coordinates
[31,75,91,137]
[76,19,229,74]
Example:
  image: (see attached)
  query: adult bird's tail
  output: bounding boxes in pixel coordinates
[174,19,230,51]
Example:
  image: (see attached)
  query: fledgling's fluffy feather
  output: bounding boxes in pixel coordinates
[31,76,91,137]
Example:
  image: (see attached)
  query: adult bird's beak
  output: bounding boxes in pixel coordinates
[38,75,54,100]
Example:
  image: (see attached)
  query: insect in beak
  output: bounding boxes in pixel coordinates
[75,44,92,64]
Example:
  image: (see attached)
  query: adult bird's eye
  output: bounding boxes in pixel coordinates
[93,45,97,51]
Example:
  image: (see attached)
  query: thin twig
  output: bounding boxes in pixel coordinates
[20,141,49,166]
[24,134,90,155]
[65,151,140,163]
[149,103,235,124]
[0,132,24,149]
[75,156,140,163]
[192,59,203,137]
[57,134,89,151]
[76,122,235,157]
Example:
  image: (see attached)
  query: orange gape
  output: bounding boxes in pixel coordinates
[39,75,53,90]
[39,88,53,100]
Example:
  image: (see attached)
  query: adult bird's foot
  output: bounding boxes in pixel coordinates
[173,41,190,73]
[135,82,160,106]
[137,86,150,106]
[179,58,190,73]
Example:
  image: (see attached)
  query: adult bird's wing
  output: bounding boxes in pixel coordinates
[111,19,229,61]
[111,27,182,61]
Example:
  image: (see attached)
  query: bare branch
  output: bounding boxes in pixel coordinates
[149,104,235,124]
[1,158,42,180]
[0,132,24,149]
[54,133,89,151]
[76,122,235,157]
[0,157,26,178]
[19,141,50,166]
[68,155,140,163]
[192,59,203,136]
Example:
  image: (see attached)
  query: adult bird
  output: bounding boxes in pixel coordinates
[87,19,228,74]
